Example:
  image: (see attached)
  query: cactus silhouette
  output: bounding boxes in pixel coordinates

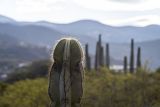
[130,39,134,73]
[137,47,141,70]
[98,34,104,66]
[48,38,84,107]
[100,46,104,66]
[94,34,104,70]
[124,56,128,73]
[85,44,91,70]
[98,34,102,48]
[95,42,99,70]
[106,43,110,69]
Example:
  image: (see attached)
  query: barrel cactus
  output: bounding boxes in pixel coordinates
[48,38,84,107]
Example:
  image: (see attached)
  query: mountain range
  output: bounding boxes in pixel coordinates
[0,15,160,70]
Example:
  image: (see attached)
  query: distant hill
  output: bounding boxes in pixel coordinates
[1,15,160,45]
[0,15,160,69]
[0,15,16,23]
[0,34,49,73]
[0,23,64,47]
[35,20,160,43]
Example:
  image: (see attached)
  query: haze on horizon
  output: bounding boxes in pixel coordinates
[0,0,160,26]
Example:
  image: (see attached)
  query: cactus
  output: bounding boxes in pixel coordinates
[85,44,91,70]
[95,42,99,70]
[137,47,141,70]
[48,38,84,107]
[98,34,102,67]
[130,38,134,73]
[98,34,102,48]
[100,46,104,66]
[94,34,104,70]
[124,56,128,73]
[106,43,110,69]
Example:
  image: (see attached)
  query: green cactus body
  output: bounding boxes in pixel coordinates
[137,47,141,70]
[130,39,134,73]
[48,38,84,107]
[95,34,105,70]
[95,42,99,70]
[106,43,110,69]
[124,56,128,73]
[85,44,91,70]
[100,46,104,66]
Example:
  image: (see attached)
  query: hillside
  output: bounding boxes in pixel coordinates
[35,20,160,43]
[0,34,49,73]
[0,15,160,69]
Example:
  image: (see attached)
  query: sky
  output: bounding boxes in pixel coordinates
[0,0,160,26]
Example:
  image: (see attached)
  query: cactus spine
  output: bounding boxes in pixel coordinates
[85,44,91,70]
[124,56,128,73]
[130,39,134,73]
[106,43,110,69]
[137,47,141,70]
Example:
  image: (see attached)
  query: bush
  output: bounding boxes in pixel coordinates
[6,60,50,83]
[0,68,160,107]
[0,78,49,107]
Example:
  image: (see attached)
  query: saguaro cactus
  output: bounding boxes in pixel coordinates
[98,34,102,48]
[137,47,141,70]
[85,44,91,70]
[100,46,104,66]
[95,42,99,70]
[124,56,128,73]
[94,34,104,70]
[106,43,110,69]
[130,38,134,73]
[48,38,84,107]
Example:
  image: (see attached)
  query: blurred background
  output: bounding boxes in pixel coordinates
[0,0,160,107]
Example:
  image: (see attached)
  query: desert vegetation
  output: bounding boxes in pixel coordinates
[0,67,160,107]
[0,35,160,107]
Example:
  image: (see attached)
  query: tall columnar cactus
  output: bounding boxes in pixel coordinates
[95,42,99,70]
[106,43,110,69]
[100,46,104,66]
[137,47,141,70]
[99,34,102,48]
[94,34,104,70]
[130,38,134,73]
[124,56,128,73]
[48,38,84,107]
[98,34,104,66]
[85,44,91,70]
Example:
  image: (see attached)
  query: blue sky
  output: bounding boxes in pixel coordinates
[0,0,160,26]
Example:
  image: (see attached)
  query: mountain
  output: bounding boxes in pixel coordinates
[0,23,65,47]
[0,15,16,23]
[0,34,49,73]
[35,20,160,43]
[0,15,160,69]
[1,15,160,45]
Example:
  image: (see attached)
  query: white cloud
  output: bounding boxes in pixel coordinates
[0,0,160,26]
[108,0,146,4]
[73,0,160,11]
